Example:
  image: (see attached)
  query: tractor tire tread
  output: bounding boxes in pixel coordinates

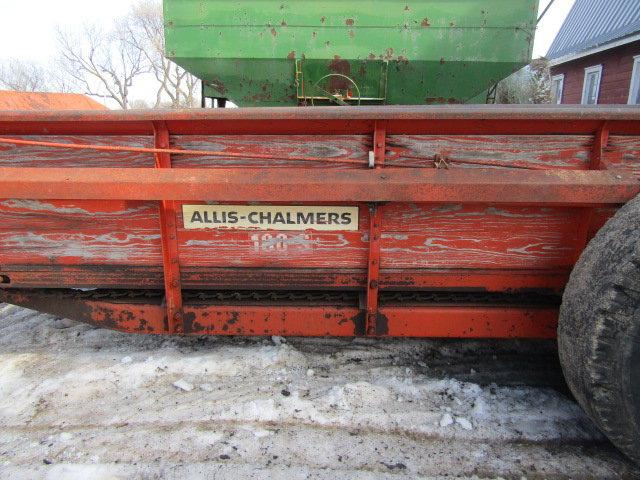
[559,194,640,464]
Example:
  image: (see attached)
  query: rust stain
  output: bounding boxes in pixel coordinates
[182,311,197,334]
[440,57,446,65]
[383,48,395,60]
[210,78,226,95]
[247,91,273,102]
[329,55,350,74]
[327,56,352,91]
[348,29,355,38]
[345,18,354,26]
[270,27,277,37]
[320,16,326,23]
[227,311,239,325]
[376,312,389,336]
[92,305,121,330]
[368,53,376,60]
[421,18,431,27]
[351,311,366,336]
[425,97,461,104]
[281,20,287,26]
[287,50,296,60]
[137,317,148,332]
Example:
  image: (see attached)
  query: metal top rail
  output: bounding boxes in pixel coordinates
[2,105,640,122]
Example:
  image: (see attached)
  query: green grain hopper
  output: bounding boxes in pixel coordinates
[163,1,539,106]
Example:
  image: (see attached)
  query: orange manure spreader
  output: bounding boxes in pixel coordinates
[1,105,640,462]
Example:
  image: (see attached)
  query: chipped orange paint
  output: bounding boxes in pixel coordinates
[0,106,639,338]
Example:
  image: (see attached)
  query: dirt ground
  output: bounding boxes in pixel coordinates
[0,303,639,479]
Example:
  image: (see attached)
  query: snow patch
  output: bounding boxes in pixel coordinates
[439,413,454,428]
[173,379,194,392]
[456,417,473,431]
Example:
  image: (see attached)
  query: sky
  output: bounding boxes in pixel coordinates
[0,0,136,63]
[0,0,576,104]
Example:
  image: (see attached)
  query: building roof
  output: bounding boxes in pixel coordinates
[547,0,640,62]
[0,91,107,110]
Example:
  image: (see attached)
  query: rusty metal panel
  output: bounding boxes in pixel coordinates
[0,288,558,338]
[163,0,539,105]
[0,167,636,204]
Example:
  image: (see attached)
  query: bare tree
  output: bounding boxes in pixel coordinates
[496,69,531,104]
[56,24,148,109]
[529,58,551,104]
[120,0,199,108]
[495,59,552,105]
[0,58,72,93]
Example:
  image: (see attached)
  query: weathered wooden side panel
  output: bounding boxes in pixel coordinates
[0,129,634,291]
[0,136,154,167]
[386,135,592,169]
[379,204,580,269]
[171,135,370,169]
[0,200,600,271]
[5,134,629,171]
[0,199,162,265]
[604,136,640,178]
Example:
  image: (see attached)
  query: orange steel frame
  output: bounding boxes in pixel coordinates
[0,106,639,338]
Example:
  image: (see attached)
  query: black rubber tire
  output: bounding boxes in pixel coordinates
[559,194,640,464]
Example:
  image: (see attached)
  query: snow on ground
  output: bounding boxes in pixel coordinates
[0,303,638,479]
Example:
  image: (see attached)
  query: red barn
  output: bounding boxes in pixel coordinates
[548,0,640,105]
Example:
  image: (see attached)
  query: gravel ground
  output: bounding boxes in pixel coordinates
[0,303,638,479]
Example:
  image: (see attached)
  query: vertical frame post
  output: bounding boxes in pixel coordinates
[589,122,609,170]
[365,121,387,335]
[574,122,610,261]
[153,121,184,333]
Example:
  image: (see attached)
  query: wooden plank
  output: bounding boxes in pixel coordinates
[379,203,580,269]
[604,135,640,178]
[0,135,154,167]
[0,199,161,265]
[171,134,370,169]
[387,135,591,169]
